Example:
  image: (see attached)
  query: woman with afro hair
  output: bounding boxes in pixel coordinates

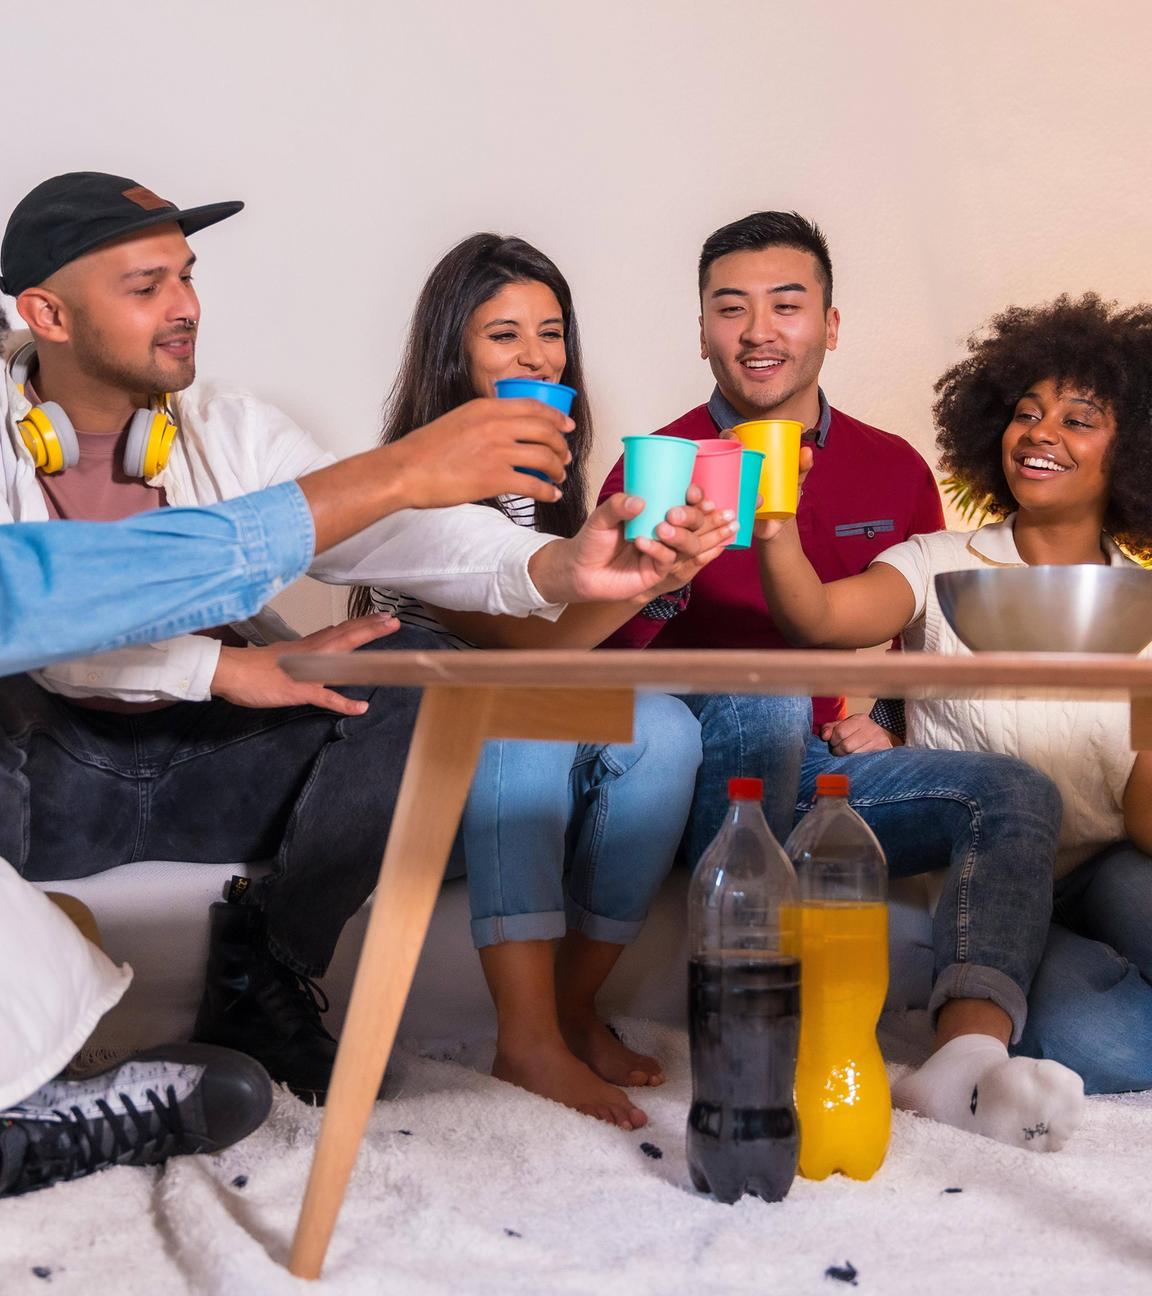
[754,293,1152,1147]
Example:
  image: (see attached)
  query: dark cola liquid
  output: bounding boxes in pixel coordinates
[687,953,801,1204]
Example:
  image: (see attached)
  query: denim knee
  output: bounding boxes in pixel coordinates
[1016,924,1152,1094]
[621,692,703,777]
[681,693,810,854]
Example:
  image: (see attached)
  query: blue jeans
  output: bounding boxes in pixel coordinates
[799,736,1062,1042]
[1015,843,1152,1093]
[680,693,812,859]
[0,624,450,978]
[464,693,702,948]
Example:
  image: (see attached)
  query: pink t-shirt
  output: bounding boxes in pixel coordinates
[27,376,167,522]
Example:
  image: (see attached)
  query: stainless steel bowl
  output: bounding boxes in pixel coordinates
[935,566,1152,653]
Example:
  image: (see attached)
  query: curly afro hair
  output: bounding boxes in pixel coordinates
[934,293,1152,560]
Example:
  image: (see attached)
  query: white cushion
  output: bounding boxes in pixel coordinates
[36,865,935,1061]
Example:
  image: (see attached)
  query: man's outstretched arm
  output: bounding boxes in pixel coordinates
[0,397,573,680]
[0,483,315,678]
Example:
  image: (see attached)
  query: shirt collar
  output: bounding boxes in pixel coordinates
[707,385,832,446]
[967,513,1133,568]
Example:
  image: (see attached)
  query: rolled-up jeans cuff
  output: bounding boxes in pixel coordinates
[929,963,1028,1044]
[564,898,643,945]
[471,910,567,949]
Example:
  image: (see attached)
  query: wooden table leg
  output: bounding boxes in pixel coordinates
[288,683,497,1279]
[1132,695,1152,751]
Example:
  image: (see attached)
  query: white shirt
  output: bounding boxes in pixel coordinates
[370,493,538,648]
[1,345,566,703]
[873,517,1141,874]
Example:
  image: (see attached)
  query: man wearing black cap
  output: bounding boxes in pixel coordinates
[0,172,719,1104]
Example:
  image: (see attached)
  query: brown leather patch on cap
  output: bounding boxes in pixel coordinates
[122,185,175,211]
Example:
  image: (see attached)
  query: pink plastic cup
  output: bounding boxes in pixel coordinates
[690,439,743,515]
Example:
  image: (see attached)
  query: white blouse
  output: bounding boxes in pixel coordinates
[873,517,1141,875]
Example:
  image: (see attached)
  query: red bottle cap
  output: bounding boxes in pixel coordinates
[728,777,763,801]
[816,773,850,797]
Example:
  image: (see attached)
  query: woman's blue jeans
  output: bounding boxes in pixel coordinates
[463,692,702,949]
[1015,843,1152,1093]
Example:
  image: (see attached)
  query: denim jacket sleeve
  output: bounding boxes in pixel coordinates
[0,483,314,680]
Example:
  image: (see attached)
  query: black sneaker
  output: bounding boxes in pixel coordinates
[192,887,338,1104]
[0,1043,272,1197]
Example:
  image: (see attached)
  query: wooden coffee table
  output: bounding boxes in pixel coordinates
[279,648,1152,1279]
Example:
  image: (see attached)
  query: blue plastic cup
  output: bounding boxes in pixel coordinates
[622,435,699,540]
[494,378,577,481]
[494,377,577,412]
[729,448,766,549]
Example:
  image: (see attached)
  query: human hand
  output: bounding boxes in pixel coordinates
[641,483,738,597]
[388,397,573,508]
[211,614,398,714]
[819,712,901,755]
[533,490,736,605]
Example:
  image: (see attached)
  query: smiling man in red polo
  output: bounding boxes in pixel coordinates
[602,205,1051,855]
[601,211,947,856]
[598,217,1073,1138]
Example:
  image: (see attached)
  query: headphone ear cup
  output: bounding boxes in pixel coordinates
[17,401,79,474]
[123,408,177,479]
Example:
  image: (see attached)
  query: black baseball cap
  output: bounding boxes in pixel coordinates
[0,172,243,296]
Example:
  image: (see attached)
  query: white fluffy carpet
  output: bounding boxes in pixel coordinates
[2,1015,1151,1296]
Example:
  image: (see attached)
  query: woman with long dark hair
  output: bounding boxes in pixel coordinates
[353,234,730,1130]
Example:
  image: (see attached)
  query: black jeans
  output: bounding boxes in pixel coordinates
[0,627,449,977]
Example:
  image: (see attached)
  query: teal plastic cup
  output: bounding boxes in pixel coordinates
[622,435,698,540]
[494,378,577,481]
[730,448,766,549]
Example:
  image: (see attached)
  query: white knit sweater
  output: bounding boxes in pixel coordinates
[873,518,1141,876]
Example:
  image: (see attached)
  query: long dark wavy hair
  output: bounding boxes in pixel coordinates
[349,234,593,617]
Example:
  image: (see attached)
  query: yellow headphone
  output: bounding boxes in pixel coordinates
[10,342,178,478]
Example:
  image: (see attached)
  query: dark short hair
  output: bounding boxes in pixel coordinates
[935,292,1152,560]
[698,211,833,309]
[0,305,7,348]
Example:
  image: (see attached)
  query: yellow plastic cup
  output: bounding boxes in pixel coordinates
[730,420,804,519]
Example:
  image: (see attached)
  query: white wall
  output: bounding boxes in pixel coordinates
[4,0,1150,626]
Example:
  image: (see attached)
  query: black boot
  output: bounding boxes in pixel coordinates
[0,1043,271,1197]
[192,885,338,1104]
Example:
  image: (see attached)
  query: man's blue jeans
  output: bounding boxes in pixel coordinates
[680,693,812,857]
[1016,843,1152,1093]
[800,735,1061,1041]
[0,625,447,978]
[463,693,702,948]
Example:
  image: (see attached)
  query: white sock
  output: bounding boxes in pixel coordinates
[891,1033,1085,1152]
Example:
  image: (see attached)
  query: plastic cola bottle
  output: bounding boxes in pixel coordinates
[686,777,801,1204]
[783,773,890,1181]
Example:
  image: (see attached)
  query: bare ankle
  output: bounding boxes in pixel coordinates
[935,997,1013,1050]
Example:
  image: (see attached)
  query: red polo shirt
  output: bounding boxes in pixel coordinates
[597,401,944,729]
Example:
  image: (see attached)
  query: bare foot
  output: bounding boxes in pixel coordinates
[561,1015,665,1088]
[492,1039,648,1130]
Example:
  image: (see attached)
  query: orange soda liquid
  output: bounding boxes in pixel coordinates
[781,901,890,1180]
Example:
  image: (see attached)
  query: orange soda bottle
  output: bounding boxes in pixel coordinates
[782,773,890,1180]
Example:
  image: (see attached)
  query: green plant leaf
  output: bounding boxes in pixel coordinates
[938,475,995,525]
